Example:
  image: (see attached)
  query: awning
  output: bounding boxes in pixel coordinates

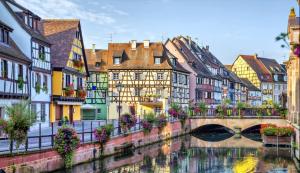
[56,101,82,106]
[81,104,96,110]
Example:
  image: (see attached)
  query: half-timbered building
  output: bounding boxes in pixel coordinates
[0,20,31,119]
[231,54,274,105]
[40,19,88,123]
[106,41,189,119]
[83,46,108,120]
[1,0,52,126]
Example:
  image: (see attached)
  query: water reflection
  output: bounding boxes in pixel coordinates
[52,134,298,173]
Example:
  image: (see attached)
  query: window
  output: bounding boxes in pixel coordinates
[73,52,81,61]
[156,88,162,96]
[41,104,46,122]
[31,104,37,119]
[184,75,188,85]
[43,75,47,88]
[18,64,23,79]
[65,74,71,86]
[274,75,278,81]
[97,109,101,114]
[95,62,101,67]
[157,73,163,80]
[173,72,177,83]
[113,57,121,65]
[77,77,83,89]
[38,45,45,59]
[1,59,8,78]
[284,75,287,81]
[76,30,81,40]
[113,73,119,80]
[154,57,161,64]
[36,73,41,87]
[134,88,141,96]
[135,73,141,80]
[0,28,9,44]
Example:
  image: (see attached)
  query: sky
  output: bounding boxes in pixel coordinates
[16,0,299,64]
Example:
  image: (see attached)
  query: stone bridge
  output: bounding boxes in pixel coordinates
[190,116,288,133]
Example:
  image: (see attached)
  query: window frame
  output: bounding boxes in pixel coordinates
[154,57,161,65]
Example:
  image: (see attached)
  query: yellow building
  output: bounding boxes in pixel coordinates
[40,19,88,122]
[232,55,271,105]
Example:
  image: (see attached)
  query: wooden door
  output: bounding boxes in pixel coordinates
[69,106,73,123]
[55,105,63,121]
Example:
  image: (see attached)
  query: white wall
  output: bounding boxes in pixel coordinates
[0,1,31,57]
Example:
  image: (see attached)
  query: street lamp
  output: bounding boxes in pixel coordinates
[116,81,123,134]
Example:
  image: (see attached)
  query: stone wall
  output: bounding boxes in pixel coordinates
[0,120,189,173]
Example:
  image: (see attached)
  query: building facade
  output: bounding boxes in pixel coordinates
[41,19,88,123]
[0,20,31,119]
[231,54,287,105]
[286,6,300,160]
[0,0,52,126]
[83,47,108,120]
[106,41,189,119]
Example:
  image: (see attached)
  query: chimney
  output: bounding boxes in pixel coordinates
[92,44,96,53]
[205,45,209,51]
[254,53,258,58]
[187,36,192,46]
[143,40,150,48]
[131,40,137,50]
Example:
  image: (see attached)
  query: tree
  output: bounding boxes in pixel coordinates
[0,101,36,154]
[275,32,290,49]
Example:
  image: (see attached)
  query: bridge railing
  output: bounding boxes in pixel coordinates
[191,108,286,118]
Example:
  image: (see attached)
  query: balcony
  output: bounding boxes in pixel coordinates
[139,95,163,107]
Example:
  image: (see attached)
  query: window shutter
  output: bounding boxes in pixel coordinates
[74,77,78,90]
[63,73,66,88]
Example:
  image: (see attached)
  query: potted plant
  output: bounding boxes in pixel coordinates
[156,114,167,133]
[198,102,208,116]
[0,101,36,154]
[35,83,41,94]
[94,124,113,156]
[65,83,75,96]
[261,124,294,146]
[73,59,84,68]
[77,89,86,99]
[120,113,137,133]
[168,102,180,118]
[141,112,156,135]
[54,126,80,168]
[42,84,48,93]
[236,102,246,118]
[17,76,24,90]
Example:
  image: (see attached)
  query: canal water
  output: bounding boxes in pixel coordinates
[52,129,299,173]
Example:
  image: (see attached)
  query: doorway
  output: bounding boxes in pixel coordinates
[55,105,63,121]
[69,106,74,123]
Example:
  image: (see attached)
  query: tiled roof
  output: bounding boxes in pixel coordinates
[85,49,108,72]
[0,37,31,63]
[171,38,212,77]
[239,55,273,82]
[105,42,189,73]
[258,57,285,74]
[240,78,260,91]
[2,0,50,44]
[40,19,79,68]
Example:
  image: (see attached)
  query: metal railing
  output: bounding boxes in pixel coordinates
[0,116,176,155]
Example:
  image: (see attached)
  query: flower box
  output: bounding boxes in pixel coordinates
[262,135,292,146]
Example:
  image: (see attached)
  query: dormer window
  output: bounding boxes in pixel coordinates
[95,62,101,67]
[0,27,9,45]
[113,57,121,65]
[154,57,161,64]
[172,58,177,66]
[76,30,81,40]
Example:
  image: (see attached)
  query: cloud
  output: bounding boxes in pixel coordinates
[15,0,126,25]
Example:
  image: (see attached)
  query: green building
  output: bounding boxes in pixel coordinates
[82,48,108,120]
